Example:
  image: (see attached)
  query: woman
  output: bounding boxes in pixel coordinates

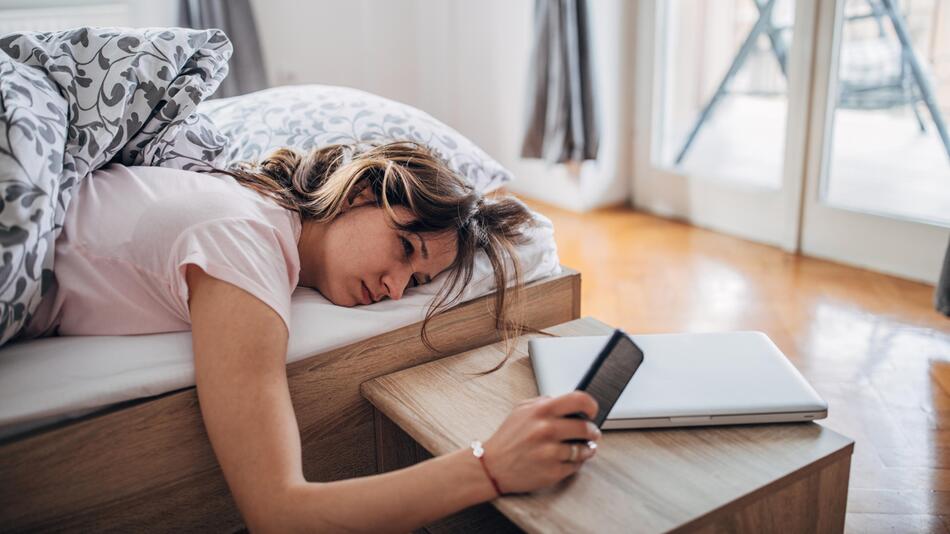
[20,141,601,531]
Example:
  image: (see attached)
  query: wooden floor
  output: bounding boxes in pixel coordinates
[517,196,950,534]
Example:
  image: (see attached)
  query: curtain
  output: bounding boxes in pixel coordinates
[179,0,267,99]
[937,239,950,316]
[521,0,600,164]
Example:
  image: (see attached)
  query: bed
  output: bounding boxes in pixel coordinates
[0,27,577,530]
[0,265,580,531]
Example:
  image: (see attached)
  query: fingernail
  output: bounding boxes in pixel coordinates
[587,422,601,438]
[587,440,598,451]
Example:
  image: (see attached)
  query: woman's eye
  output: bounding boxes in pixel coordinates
[400,236,414,259]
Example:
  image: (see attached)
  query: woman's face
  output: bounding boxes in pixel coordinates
[300,189,459,307]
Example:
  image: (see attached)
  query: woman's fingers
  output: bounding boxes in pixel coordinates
[544,391,599,420]
[550,418,601,443]
[489,394,603,493]
[557,441,596,462]
[519,395,550,408]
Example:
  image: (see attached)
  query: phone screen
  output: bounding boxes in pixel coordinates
[573,329,644,427]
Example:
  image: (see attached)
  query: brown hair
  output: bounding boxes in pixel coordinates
[212,141,543,372]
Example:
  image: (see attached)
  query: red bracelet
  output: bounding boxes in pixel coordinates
[470,440,503,497]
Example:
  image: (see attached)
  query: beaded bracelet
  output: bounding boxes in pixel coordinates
[470,440,503,497]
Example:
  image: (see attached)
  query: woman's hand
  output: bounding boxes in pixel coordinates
[482,391,601,494]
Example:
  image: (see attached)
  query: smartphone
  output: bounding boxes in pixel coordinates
[567,329,644,430]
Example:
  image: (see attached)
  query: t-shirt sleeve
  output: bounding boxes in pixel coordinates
[171,218,296,332]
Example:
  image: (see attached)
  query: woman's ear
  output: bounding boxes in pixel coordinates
[342,180,377,212]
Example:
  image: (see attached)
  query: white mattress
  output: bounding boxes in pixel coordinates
[0,212,560,440]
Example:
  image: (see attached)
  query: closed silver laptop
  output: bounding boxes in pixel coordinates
[529,332,827,429]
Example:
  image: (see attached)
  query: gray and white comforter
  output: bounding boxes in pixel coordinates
[0,27,232,345]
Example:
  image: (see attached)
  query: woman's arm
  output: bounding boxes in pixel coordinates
[187,265,599,533]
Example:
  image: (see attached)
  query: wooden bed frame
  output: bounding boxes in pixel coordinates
[0,266,580,531]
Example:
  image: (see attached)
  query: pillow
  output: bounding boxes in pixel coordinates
[198,84,513,192]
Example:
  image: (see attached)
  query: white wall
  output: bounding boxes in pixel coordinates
[0,0,635,211]
[250,0,635,212]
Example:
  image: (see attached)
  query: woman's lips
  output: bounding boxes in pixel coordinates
[361,281,372,305]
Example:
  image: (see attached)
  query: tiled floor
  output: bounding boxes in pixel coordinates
[518,196,950,534]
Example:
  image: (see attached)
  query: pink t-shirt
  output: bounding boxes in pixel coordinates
[23,164,301,338]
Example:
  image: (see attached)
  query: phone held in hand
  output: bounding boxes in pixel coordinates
[567,329,644,428]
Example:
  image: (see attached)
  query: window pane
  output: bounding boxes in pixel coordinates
[654,0,795,188]
[824,0,950,226]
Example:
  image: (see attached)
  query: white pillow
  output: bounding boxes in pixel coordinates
[199,84,514,192]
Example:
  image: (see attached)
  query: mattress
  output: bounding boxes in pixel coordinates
[0,212,560,440]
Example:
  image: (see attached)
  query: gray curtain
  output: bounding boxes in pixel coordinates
[179,0,267,99]
[937,239,950,316]
[521,0,599,164]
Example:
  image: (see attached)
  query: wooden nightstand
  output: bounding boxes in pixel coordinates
[361,317,854,533]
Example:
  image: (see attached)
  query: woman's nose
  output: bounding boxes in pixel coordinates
[388,283,405,301]
[382,266,412,301]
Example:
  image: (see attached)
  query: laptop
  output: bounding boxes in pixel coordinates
[529,331,827,429]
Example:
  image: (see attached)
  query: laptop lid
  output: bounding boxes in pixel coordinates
[529,332,827,425]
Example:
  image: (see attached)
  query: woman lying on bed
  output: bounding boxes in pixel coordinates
[20,141,601,531]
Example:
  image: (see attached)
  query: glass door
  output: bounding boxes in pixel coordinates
[800,0,950,283]
[634,0,817,250]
